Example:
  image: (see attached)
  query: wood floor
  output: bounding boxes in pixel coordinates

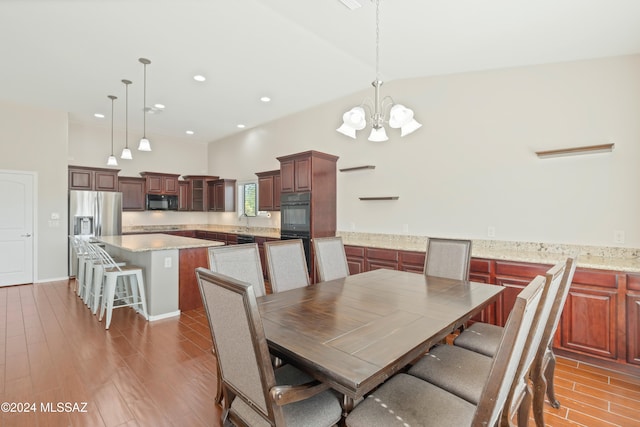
[1,280,639,427]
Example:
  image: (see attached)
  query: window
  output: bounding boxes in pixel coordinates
[238,182,257,217]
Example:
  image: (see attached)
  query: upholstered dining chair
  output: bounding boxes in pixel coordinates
[452,256,577,427]
[408,259,568,427]
[207,243,266,297]
[195,268,342,427]
[313,236,350,282]
[424,237,472,280]
[345,274,546,427]
[264,239,310,293]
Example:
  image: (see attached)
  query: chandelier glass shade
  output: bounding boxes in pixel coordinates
[336,0,421,141]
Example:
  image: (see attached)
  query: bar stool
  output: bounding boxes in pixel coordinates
[85,243,127,315]
[94,245,148,329]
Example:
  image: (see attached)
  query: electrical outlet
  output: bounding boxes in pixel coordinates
[487,226,496,238]
[402,224,409,234]
[164,257,172,268]
[614,230,625,244]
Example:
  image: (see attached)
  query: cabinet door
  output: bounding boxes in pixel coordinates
[118,178,146,211]
[365,247,399,271]
[273,174,281,210]
[280,160,295,193]
[191,179,205,211]
[213,182,225,211]
[294,158,311,192]
[345,245,365,275]
[94,171,119,191]
[178,181,189,211]
[399,251,425,273]
[258,175,274,211]
[69,168,93,190]
[146,175,164,194]
[164,176,179,194]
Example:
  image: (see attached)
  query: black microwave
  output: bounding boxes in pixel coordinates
[146,194,179,211]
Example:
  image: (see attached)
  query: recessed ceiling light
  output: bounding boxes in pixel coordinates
[237,124,246,129]
[154,103,165,109]
[94,113,105,118]
[193,75,206,82]
[260,96,271,103]
[185,130,194,135]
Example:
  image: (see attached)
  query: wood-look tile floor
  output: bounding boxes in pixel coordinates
[1,280,639,427]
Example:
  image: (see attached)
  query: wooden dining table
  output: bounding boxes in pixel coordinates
[257,268,504,412]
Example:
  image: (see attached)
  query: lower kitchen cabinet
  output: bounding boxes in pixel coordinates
[627,274,640,365]
[365,247,398,271]
[345,246,365,275]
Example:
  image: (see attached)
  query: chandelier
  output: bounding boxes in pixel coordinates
[336,0,421,142]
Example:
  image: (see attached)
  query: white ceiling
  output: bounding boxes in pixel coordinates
[1,0,639,144]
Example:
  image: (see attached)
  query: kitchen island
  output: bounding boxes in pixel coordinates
[96,234,224,320]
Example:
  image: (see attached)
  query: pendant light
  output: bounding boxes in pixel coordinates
[106,95,118,166]
[336,0,421,141]
[120,79,133,159]
[138,57,152,151]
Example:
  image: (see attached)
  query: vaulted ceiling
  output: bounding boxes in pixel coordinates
[1,0,639,143]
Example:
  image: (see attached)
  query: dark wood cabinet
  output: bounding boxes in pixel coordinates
[279,157,311,193]
[118,177,146,211]
[178,181,189,211]
[207,179,236,212]
[182,175,218,211]
[345,245,365,275]
[627,274,640,366]
[365,247,399,271]
[399,250,425,273]
[69,166,119,191]
[139,172,180,195]
[256,170,281,211]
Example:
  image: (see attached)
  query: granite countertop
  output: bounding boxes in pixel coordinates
[123,224,280,239]
[97,234,225,252]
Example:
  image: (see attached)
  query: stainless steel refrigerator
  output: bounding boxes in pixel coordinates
[68,190,122,276]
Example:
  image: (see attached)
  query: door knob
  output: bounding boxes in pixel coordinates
[21,233,32,237]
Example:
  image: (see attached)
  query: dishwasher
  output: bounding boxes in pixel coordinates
[237,234,255,245]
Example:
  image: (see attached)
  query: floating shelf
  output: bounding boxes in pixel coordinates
[339,165,376,172]
[359,196,399,201]
[535,143,614,159]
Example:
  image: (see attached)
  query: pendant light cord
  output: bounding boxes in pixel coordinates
[110,96,115,154]
[142,62,146,138]
[375,0,380,82]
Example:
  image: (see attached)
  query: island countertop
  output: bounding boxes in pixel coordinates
[97,233,224,252]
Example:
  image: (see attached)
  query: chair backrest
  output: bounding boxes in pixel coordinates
[424,237,472,281]
[207,243,266,297]
[264,239,310,293]
[472,274,545,426]
[91,243,123,271]
[312,236,350,282]
[536,254,578,363]
[196,267,284,425]
[504,260,567,415]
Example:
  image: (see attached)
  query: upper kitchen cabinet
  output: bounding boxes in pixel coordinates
[182,175,218,211]
[277,150,338,194]
[207,179,236,212]
[68,166,120,191]
[178,181,189,211]
[139,172,180,195]
[118,177,145,211]
[255,170,281,211]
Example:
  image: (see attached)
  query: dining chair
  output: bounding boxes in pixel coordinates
[195,267,342,427]
[408,260,567,427]
[312,236,350,282]
[264,239,310,293]
[452,256,577,425]
[424,237,472,280]
[345,274,545,427]
[207,243,266,297]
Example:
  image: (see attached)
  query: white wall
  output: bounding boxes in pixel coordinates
[0,100,69,281]
[209,55,640,247]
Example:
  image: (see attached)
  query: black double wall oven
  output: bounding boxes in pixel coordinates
[280,192,311,272]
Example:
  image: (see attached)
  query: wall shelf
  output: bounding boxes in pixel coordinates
[340,165,376,172]
[359,196,399,201]
[535,143,614,159]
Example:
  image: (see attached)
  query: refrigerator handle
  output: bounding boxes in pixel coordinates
[95,193,101,236]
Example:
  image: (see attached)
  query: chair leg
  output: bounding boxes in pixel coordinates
[91,265,104,315]
[545,349,560,409]
[531,361,548,427]
[100,274,118,329]
[517,385,532,427]
[133,271,148,319]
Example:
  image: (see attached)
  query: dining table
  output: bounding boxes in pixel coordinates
[257,268,504,413]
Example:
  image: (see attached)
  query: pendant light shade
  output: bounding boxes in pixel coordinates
[107,95,118,166]
[121,79,133,159]
[138,58,152,151]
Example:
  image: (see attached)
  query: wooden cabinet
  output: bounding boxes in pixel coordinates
[399,250,425,273]
[279,156,311,193]
[69,166,119,191]
[256,170,281,211]
[118,177,146,211]
[182,175,218,211]
[139,172,180,195]
[494,261,550,326]
[178,181,189,211]
[627,274,640,366]
[365,247,399,271]
[207,179,236,212]
[345,245,365,275]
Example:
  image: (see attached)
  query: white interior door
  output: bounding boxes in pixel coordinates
[0,171,34,286]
